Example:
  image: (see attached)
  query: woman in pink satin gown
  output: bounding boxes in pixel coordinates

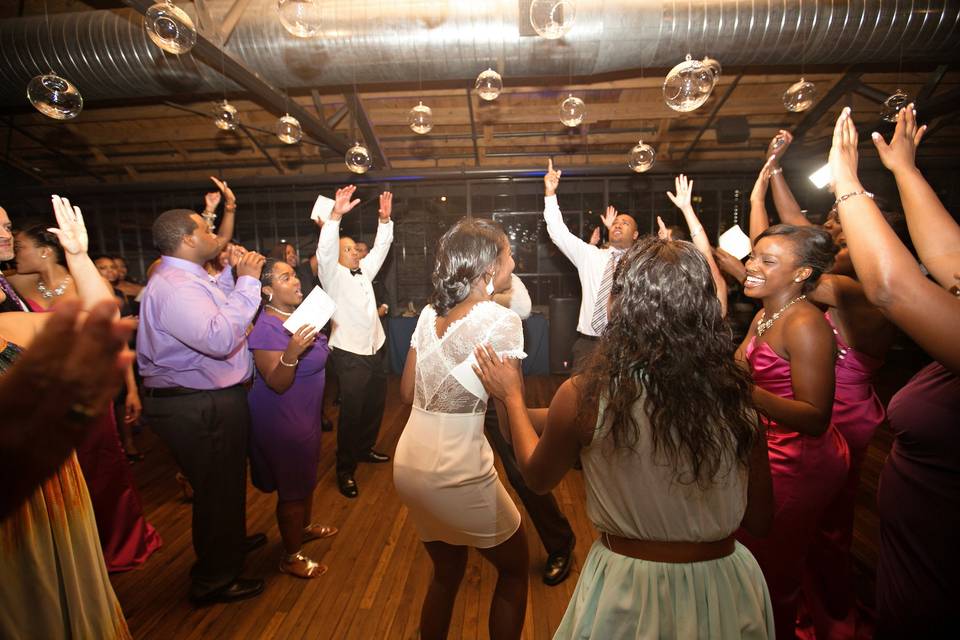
[736,224,850,639]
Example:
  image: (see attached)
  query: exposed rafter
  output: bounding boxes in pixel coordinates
[123,0,350,156]
[344,93,390,170]
[792,71,863,142]
[681,73,743,166]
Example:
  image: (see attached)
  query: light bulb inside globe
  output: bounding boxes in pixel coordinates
[214,101,239,131]
[277,0,323,38]
[145,1,197,55]
[26,73,83,120]
[345,142,372,174]
[783,78,817,112]
[560,95,585,127]
[663,54,721,113]
[409,102,434,135]
[475,68,503,101]
[277,114,303,144]
[881,89,910,122]
[529,0,577,40]
[627,140,656,173]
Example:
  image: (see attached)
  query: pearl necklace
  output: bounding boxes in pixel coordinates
[37,274,72,300]
[264,304,293,317]
[756,294,806,337]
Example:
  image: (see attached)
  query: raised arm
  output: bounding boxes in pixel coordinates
[359,191,395,280]
[208,177,237,251]
[748,158,774,243]
[830,107,960,374]
[766,131,809,226]
[542,159,597,268]
[872,104,960,289]
[666,174,728,316]
[316,185,361,283]
[46,196,117,312]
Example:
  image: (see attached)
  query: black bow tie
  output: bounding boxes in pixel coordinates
[350,268,363,276]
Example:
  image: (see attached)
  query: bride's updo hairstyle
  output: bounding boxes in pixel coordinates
[430,217,507,316]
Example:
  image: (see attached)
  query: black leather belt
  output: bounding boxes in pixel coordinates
[577,333,600,341]
[143,383,246,398]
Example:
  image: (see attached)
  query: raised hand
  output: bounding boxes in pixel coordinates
[285,324,318,360]
[332,185,361,220]
[872,103,926,175]
[656,216,673,241]
[544,158,562,196]
[379,191,393,222]
[666,174,695,213]
[236,251,266,280]
[472,344,523,403]
[829,107,861,189]
[766,129,793,164]
[588,226,601,246]
[46,195,88,255]
[204,190,221,213]
[750,157,775,203]
[601,205,617,230]
[209,176,236,207]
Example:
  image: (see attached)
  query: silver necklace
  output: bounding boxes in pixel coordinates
[264,304,293,317]
[757,294,806,337]
[36,274,72,300]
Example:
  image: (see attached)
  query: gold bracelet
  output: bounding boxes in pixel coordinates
[769,167,783,176]
[834,190,874,208]
[279,354,298,367]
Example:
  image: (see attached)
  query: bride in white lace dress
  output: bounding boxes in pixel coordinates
[394,218,529,640]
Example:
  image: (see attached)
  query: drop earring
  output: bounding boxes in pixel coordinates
[485,276,495,296]
[268,292,273,302]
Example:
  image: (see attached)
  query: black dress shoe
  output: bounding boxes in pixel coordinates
[337,473,358,498]
[361,449,391,463]
[190,578,264,606]
[244,533,267,554]
[543,540,575,586]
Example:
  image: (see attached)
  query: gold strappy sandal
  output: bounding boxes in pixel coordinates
[279,552,327,579]
[302,524,339,543]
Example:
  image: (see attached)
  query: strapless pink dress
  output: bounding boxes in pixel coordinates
[736,337,850,640]
[800,312,885,639]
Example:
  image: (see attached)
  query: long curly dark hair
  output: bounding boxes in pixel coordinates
[429,217,506,316]
[579,237,758,486]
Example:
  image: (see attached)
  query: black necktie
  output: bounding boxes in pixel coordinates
[350,268,363,276]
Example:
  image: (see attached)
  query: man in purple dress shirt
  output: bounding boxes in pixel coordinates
[137,190,269,605]
[0,205,30,313]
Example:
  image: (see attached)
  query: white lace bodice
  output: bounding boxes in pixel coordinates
[411,302,526,414]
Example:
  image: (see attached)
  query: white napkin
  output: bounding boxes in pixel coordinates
[718,224,752,260]
[450,353,489,402]
[282,286,337,334]
[310,194,335,223]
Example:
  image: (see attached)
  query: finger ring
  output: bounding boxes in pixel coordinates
[67,402,99,423]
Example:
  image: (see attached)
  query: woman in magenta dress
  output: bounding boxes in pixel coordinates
[10,225,161,572]
[735,224,850,639]
[830,106,960,637]
[248,258,337,580]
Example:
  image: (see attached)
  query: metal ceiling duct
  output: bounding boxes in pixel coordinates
[0,0,958,107]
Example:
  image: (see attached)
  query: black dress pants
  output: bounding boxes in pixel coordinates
[484,403,575,555]
[330,347,387,474]
[144,385,249,599]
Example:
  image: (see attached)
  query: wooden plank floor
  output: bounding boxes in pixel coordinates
[112,375,890,639]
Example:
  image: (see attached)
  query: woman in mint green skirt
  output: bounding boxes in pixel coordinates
[474,236,776,639]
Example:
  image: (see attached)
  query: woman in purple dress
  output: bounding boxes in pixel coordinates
[248,258,337,579]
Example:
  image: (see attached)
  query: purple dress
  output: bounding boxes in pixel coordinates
[247,313,330,501]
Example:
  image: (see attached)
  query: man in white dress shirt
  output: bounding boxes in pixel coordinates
[542,159,639,369]
[316,186,394,498]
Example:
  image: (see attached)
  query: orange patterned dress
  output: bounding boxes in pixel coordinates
[0,338,131,639]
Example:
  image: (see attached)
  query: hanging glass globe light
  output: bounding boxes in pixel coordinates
[408,101,434,135]
[277,0,323,38]
[627,140,656,173]
[662,54,722,113]
[475,68,503,101]
[529,0,577,40]
[214,100,239,131]
[881,88,910,122]
[26,73,83,120]
[345,141,372,174]
[145,1,197,55]
[783,78,817,112]
[277,114,302,144]
[560,94,585,127]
